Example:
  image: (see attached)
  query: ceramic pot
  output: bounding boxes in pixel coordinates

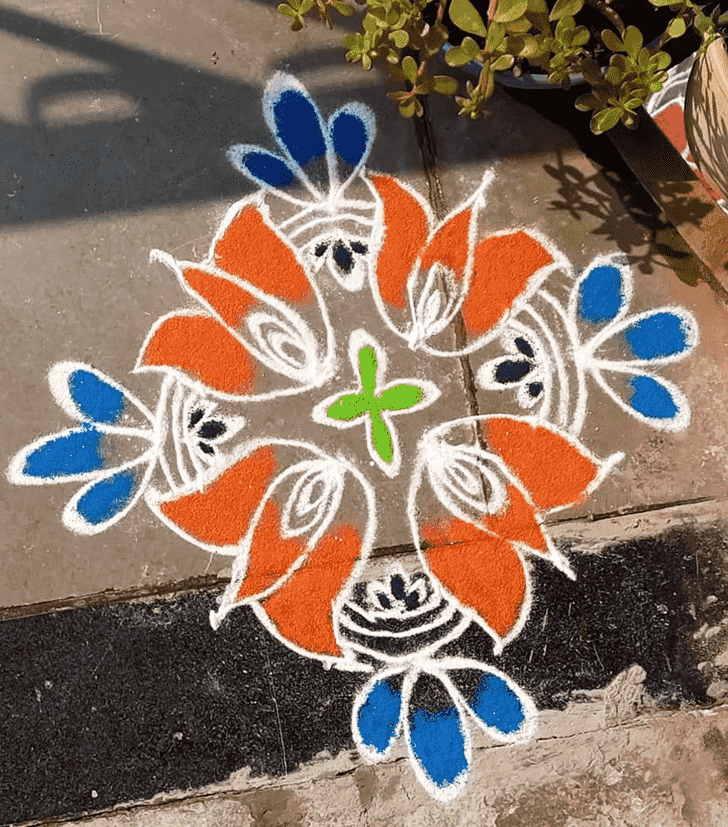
[685,37,728,201]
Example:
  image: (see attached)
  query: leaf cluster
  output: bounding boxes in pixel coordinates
[277,0,727,133]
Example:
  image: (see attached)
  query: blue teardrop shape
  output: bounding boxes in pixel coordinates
[69,370,125,424]
[629,375,679,419]
[623,312,690,360]
[409,706,468,789]
[229,147,295,188]
[23,428,104,479]
[469,673,525,735]
[75,469,136,525]
[273,89,326,167]
[332,111,368,167]
[357,678,402,754]
[578,265,624,324]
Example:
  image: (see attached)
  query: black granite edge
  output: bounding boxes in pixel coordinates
[2,523,727,825]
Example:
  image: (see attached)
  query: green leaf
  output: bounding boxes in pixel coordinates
[379,383,425,411]
[399,98,416,117]
[300,0,315,10]
[528,0,548,11]
[549,0,584,21]
[278,4,298,16]
[572,26,590,47]
[695,11,712,35]
[430,75,458,94]
[290,16,303,30]
[362,13,378,32]
[326,393,369,421]
[424,23,449,54]
[402,55,419,83]
[667,16,686,38]
[369,410,395,463]
[492,53,515,70]
[624,96,643,109]
[719,12,728,25]
[445,46,471,66]
[389,29,409,48]
[462,35,482,59]
[509,34,539,57]
[623,25,643,58]
[504,15,531,32]
[358,346,378,394]
[492,0,528,23]
[601,28,623,52]
[362,53,372,70]
[591,106,622,133]
[555,14,575,40]
[449,0,488,36]
[486,21,506,51]
[575,92,599,111]
[605,64,621,84]
[333,0,354,14]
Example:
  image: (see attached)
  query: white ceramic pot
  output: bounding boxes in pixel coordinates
[685,37,728,202]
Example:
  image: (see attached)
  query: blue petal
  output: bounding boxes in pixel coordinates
[356,678,402,754]
[578,264,625,324]
[469,673,525,735]
[629,375,679,419]
[68,369,125,424]
[266,80,326,167]
[74,469,137,526]
[22,427,103,479]
[227,146,295,188]
[409,706,468,789]
[330,104,374,168]
[622,312,692,360]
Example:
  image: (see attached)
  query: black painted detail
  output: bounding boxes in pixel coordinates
[515,337,534,358]
[495,359,532,384]
[314,242,328,257]
[333,240,354,274]
[527,382,544,398]
[409,671,452,716]
[199,442,215,455]
[349,240,368,254]
[188,408,205,428]
[197,420,226,441]
[390,573,421,611]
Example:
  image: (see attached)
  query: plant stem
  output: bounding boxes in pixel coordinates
[584,0,625,36]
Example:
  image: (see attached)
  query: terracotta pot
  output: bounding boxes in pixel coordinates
[685,37,728,202]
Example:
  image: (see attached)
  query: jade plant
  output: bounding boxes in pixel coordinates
[276,0,728,132]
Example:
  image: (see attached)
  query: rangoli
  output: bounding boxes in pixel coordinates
[7,74,698,800]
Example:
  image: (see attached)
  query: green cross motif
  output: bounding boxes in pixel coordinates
[326,346,424,465]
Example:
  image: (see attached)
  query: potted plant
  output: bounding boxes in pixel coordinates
[685,14,728,200]
[277,0,728,133]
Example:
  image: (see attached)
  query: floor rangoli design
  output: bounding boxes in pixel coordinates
[7,74,699,800]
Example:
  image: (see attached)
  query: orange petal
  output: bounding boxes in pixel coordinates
[160,446,276,547]
[213,205,312,303]
[141,314,256,394]
[463,231,552,335]
[422,518,526,639]
[235,500,306,601]
[483,485,548,553]
[370,175,429,310]
[183,267,255,330]
[419,206,472,281]
[261,524,362,657]
[483,418,598,511]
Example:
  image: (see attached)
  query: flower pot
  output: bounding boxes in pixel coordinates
[685,36,728,202]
